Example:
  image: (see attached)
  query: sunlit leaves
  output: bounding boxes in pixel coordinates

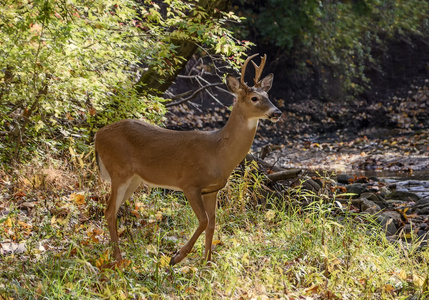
[0,0,249,163]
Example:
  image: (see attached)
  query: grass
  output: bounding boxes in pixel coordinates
[1,157,429,299]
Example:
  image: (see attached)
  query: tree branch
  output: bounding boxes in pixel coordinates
[165,82,223,107]
[135,0,232,96]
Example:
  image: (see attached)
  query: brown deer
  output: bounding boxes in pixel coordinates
[95,54,281,265]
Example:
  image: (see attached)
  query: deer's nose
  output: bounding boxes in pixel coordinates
[267,109,282,122]
[272,110,282,118]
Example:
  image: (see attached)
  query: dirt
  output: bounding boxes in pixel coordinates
[165,76,429,174]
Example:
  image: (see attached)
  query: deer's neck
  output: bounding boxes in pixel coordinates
[215,106,258,170]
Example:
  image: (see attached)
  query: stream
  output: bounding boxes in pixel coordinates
[341,169,429,199]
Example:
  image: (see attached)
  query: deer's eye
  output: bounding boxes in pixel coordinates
[251,96,259,102]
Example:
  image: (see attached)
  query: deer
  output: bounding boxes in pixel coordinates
[94,54,282,265]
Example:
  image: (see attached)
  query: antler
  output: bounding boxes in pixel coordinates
[240,53,259,89]
[252,54,267,87]
[240,53,267,89]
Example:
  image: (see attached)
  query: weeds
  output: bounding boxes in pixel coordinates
[1,158,428,299]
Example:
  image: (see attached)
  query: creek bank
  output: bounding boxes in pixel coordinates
[262,168,429,249]
[336,175,429,248]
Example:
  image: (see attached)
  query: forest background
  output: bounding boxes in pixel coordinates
[1,0,428,164]
[1,0,429,299]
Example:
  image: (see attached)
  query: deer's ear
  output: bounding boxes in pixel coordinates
[260,73,274,92]
[226,75,241,94]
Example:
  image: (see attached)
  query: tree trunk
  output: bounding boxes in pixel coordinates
[136,0,232,96]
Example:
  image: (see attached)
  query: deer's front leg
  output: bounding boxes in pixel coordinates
[203,191,218,262]
[170,189,207,265]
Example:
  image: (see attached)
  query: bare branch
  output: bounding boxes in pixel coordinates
[165,82,224,108]
[194,76,229,107]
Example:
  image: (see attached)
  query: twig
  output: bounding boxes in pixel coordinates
[194,76,229,108]
[165,82,223,107]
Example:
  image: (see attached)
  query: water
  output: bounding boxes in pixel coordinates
[342,169,429,199]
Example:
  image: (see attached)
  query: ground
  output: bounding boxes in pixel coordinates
[166,77,429,175]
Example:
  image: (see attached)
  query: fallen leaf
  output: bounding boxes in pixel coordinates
[383,284,395,293]
[305,284,320,295]
[212,239,223,246]
[70,193,86,205]
[265,210,276,221]
[160,255,171,267]
[155,211,163,220]
[413,273,425,287]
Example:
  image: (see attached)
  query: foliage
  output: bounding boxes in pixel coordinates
[1,160,428,299]
[235,0,429,98]
[0,0,250,164]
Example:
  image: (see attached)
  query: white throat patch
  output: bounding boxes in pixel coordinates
[247,119,259,130]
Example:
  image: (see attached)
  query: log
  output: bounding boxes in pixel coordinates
[267,169,303,182]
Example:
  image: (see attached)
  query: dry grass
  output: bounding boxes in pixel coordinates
[1,158,428,299]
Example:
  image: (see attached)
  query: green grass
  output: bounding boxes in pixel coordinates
[1,160,428,299]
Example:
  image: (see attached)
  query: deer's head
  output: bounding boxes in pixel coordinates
[226,54,281,122]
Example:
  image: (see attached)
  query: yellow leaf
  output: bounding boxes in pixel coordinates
[51,215,57,225]
[384,284,395,293]
[413,273,425,287]
[5,217,12,227]
[402,233,413,239]
[116,259,131,270]
[56,217,67,226]
[70,193,86,205]
[96,249,110,268]
[95,256,105,268]
[398,269,407,280]
[265,210,276,221]
[180,266,197,274]
[212,239,223,246]
[18,221,31,229]
[155,211,163,220]
[160,255,171,268]
[242,252,250,265]
[305,284,320,295]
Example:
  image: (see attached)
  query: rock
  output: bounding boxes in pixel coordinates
[415,207,429,215]
[381,210,403,222]
[385,191,420,202]
[293,177,321,192]
[386,199,407,206]
[411,197,429,214]
[360,192,388,209]
[355,177,369,184]
[337,174,354,184]
[379,186,392,198]
[413,197,429,209]
[361,199,381,213]
[346,183,368,198]
[376,211,401,236]
[360,192,379,201]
